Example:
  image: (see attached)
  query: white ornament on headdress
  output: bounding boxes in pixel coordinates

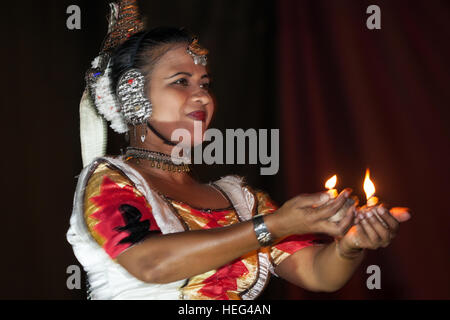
[93,61,129,134]
[79,89,107,167]
[80,57,130,166]
[79,0,145,167]
[91,56,101,69]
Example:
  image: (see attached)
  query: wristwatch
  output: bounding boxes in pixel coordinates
[252,214,274,247]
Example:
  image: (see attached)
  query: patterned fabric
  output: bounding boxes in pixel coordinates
[249,189,331,270]
[77,158,328,299]
[83,162,161,259]
[168,200,259,300]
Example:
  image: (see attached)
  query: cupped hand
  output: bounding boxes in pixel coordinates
[337,205,411,255]
[272,189,357,238]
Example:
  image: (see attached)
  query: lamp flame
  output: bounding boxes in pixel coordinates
[363,169,376,200]
[325,175,337,190]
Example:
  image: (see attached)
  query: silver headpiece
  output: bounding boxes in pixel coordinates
[116,69,152,125]
[79,0,146,166]
[84,0,146,134]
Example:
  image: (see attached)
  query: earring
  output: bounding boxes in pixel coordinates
[116,68,153,126]
[140,123,147,143]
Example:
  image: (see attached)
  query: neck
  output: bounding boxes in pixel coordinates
[128,125,193,184]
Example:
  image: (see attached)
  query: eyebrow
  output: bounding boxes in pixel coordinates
[165,72,210,80]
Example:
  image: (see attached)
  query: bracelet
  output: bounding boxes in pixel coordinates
[336,240,364,260]
[252,214,274,247]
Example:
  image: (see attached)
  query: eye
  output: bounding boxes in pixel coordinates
[200,82,211,90]
[173,78,188,86]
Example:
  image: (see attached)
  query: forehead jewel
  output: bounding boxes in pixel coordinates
[186,37,208,66]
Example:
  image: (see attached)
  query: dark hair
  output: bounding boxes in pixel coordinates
[110,26,193,92]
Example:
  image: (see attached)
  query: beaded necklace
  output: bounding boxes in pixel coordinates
[124,147,191,173]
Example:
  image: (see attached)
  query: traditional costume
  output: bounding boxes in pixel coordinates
[67,0,330,300]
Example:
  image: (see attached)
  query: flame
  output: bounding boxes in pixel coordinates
[363,169,376,200]
[325,175,337,190]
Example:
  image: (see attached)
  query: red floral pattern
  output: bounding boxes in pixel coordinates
[198,259,249,300]
[254,190,326,265]
[183,205,231,229]
[84,165,326,299]
[273,234,318,254]
[89,176,160,259]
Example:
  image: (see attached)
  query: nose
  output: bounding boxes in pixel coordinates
[191,88,210,107]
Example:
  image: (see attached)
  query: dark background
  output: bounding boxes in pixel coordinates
[1,0,449,299]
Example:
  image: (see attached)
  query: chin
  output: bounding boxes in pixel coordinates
[170,120,208,147]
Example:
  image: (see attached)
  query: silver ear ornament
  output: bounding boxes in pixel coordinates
[116,68,152,126]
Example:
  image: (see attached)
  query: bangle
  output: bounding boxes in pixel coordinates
[336,240,364,260]
[252,214,274,247]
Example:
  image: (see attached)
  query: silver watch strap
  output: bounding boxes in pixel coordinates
[252,214,274,247]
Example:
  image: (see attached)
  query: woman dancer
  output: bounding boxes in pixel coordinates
[67,0,410,300]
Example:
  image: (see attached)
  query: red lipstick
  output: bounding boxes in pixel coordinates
[187,111,206,122]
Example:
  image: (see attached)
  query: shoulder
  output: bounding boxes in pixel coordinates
[213,175,278,216]
[83,157,139,195]
[79,157,160,259]
[81,157,150,224]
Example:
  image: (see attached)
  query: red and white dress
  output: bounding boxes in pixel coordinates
[67,157,330,300]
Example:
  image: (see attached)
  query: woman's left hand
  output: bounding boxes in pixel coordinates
[337,205,411,255]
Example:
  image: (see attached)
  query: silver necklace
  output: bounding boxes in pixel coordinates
[124,147,191,173]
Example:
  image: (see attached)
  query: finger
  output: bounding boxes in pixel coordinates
[322,204,356,237]
[373,210,390,230]
[318,220,349,238]
[336,204,357,235]
[316,189,352,219]
[353,223,370,249]
[376,206,400,232]
[359,210,381,246]
[366,209,391,246]
[389,207,411,223]
[318,201,356,237]
[294,191,331,208]
[354,210,361,224]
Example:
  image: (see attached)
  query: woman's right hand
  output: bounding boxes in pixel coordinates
[266,189,355,239]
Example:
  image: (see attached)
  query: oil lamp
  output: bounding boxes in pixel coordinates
[324,175,356,223]
[363,169,378,207]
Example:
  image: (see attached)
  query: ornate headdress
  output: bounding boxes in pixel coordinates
[186,37,208,66]
[79,0,208,167]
